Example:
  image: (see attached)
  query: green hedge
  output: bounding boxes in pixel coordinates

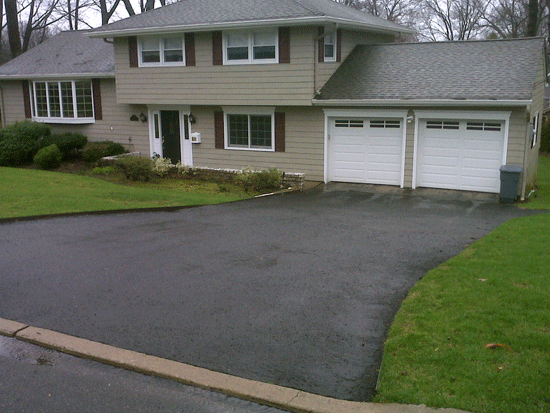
[34,144,62,170]
[0,121,51,166]
[41,133,88,159]
[117,156,154,181]
[82,141,126,163]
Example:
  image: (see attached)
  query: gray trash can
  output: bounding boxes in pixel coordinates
[499,165,523,203]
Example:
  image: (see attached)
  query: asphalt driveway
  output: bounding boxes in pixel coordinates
[0,184,535,401]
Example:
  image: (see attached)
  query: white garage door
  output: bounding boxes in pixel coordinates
[329,118,403,185]
[417,119,505,193]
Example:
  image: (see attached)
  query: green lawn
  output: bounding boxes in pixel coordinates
[522,155,550,210]
[374,156,550,413]
[0,166,252,219]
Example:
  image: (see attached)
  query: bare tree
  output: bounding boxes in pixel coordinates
[483,0,547,37]
[418,0,488,40]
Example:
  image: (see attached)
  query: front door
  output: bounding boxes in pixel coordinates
[161,110,181,163]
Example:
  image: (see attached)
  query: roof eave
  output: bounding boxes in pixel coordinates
[312,98,532,107]
[88,16,413,38]
[0,72,115,80]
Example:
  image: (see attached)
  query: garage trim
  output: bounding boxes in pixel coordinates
[412,110,512,190]
[323,109,408,186]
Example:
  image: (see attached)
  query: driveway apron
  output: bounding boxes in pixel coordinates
[0,185,535,401]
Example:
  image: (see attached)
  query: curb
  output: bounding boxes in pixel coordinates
[0,318,469,413]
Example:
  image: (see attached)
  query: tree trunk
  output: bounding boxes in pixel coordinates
[5,0,22,57]
[526,0,538,36]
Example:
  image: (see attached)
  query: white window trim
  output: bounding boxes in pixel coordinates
[222,30,279,65]
[412,110,512,189]
[222,106,275,151]
[323,30,336,62]
[138,36,186,67]
[531,111,539,148]
[31,80,95,124]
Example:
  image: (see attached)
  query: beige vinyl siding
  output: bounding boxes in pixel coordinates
[315,30,394,91]
[114,27,316,106]
[403,113,415,188]
[0,80,27,125]
[521,52,546,195]
[50,79,150,153]
[0,79,150,154]
[190,105,324,180]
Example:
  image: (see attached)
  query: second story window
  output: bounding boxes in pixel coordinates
[224,30,278,64]
[140,36,185,66]
[324,32,336,61]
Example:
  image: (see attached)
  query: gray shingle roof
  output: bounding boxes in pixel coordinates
[0,31,114,78]
[317,37,545,102]
[90,0,411,36]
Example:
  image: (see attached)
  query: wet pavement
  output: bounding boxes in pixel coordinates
[0,185,536,401]
[0,335,285,413]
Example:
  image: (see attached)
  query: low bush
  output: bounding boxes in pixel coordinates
[92,166,117,175]
[82,141,126,163]
[33,144,62,170]
[238,167,283,192]
[41,133,87,159]
[117,156,154,181]
[0,121,51,166]
[153,157,173,177]
[540,118,550,154]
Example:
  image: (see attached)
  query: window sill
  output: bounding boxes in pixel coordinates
[223,59,279,65]
[139,62,187,67]
[225,146,274,152]
[33,117,96,125]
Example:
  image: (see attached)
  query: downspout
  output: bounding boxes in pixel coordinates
[0,87,5,128]
[520,105,531,201]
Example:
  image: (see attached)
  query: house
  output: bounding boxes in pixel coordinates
[0,0,545,199]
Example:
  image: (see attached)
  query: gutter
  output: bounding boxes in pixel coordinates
[0,73,115,80]
[87,16,414,38]
[311,98,533,108]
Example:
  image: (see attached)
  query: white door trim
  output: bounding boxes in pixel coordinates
[323,109,408,186]
[147,105,192,165]
[412,110,511,189]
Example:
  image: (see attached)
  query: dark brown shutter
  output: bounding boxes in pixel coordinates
[336,29,342,62]
[212,31,223,66]
[92,78,103,120]
[278,27,290,64]
[317,27,324,63]
[274,112,285,152]
[22,80,32,119]
[185,33,195,66]
[128,36,138,67]
[214,111,224,148]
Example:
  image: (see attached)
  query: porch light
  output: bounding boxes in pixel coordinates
[189,114,196,124]
[139,113,147,122]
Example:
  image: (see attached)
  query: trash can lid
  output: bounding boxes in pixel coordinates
[499,165,523,173]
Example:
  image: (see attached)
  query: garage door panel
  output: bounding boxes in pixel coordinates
[417,119,504,193]
[329,118,403,185]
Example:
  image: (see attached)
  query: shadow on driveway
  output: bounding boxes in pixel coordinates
[0,184,537,401]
